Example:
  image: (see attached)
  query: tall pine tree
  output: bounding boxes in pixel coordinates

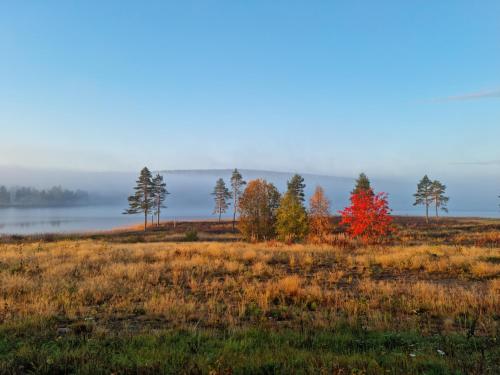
[413,175,433,222]
[287,174,306,203]
[230,169,246,230]
[124,167,154,231]
[212,178,231,222]
[430,180,449,218]
[152,173,169,226]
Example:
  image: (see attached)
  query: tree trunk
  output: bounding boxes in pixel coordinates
[425,203,429,223]
[144,187,148,231]
[157,197,160,227]
[233,194,237,231]
[218,209,222,223]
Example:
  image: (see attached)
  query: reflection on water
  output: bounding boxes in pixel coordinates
[0,219,73,229]
[0,206,141,235]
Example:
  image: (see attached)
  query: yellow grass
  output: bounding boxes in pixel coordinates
[0,240,498,335]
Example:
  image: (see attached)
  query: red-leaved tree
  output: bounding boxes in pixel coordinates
[339,189,393,244]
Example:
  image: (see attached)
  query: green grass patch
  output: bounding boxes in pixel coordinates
[0,319,498,374]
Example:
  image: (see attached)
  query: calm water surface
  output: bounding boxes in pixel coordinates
[0,206,499,235]
[0,206,206,235]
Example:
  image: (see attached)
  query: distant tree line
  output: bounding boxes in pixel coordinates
[0,185,89,207]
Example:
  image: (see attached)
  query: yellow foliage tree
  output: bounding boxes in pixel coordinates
[308,186,332,243]
[276,192,309,243]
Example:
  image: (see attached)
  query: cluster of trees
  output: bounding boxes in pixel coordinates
[124,167,169,230]
[212,171,393,244]
[125,167,249,232]
[0,185,89,207]
[125,167,454,242]
[413,175,449,222]
[212,169,247,230]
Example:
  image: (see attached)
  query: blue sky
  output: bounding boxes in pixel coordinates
[0,1,499,180]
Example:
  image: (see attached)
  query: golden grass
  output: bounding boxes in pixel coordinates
[0,240,498,335]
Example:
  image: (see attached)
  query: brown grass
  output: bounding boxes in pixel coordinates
[0,240,498,337]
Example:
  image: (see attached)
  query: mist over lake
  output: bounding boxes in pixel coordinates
[0,168,499,234]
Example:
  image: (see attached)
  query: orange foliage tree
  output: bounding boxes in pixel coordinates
[238,179,280,241]
[308,186,332,243]
[339,189,393,244]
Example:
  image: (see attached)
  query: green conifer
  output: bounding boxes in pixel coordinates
[124,167,154,231]
[230,169,246,230]
[287,174,306,203]
[212,178,231,222]
[413,175,433,222]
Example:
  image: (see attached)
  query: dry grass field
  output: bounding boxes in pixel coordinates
[0,218,499,374]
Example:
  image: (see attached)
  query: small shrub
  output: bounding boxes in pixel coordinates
[184,229,199,242]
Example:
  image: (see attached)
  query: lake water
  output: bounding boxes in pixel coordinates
[0,206,210,235]
[0,206,499,235]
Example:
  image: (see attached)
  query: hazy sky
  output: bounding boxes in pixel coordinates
[1,1,499,179]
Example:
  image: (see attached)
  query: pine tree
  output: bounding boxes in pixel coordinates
[287,174,306,203]
[276,192,309,243]
[308,186,332,243]
[352,173,372,195]
[413,175,433,222]
[124,167,154,231]
[152,173,169,226]
[212,178,231,222]
[230,169,246,231]
[430,180,449,218]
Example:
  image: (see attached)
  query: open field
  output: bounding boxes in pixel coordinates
[0,218,499,374]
